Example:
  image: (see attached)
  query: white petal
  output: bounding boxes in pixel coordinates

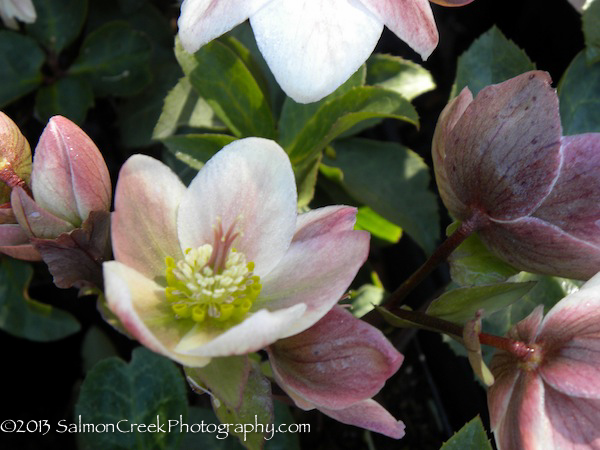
[177,138,297,277]
[250,0,382,103]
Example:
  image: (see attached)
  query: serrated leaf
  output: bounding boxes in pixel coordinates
[189,40,276,139]
[35,76,94,124]
[75,347,188,450]
[583,0,600,63]
[355,206,402,243]
[162,134,237,169]
[440,417,492,450]
[0,257,80,341]
[325,138,438,254]
[558,51,600,135]
[366,53,435,100]
[71,21,152,97]
[452,26,535,97]
[27,0,87,53]
[0,31,44,107]
[287,87,418,171]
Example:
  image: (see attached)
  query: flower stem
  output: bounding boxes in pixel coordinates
[0,166,31,196]
[386,307,463,338]
[479,332,535,359]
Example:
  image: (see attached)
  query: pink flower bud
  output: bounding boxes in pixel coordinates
[434,71,600,279]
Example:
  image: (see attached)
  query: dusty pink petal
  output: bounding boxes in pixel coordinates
[31,116,111,226]
[11,187,73,238]
[533,134,600,247]
[479,217,600,280]
[178,138,296,278]
[251,0,382,103]
[578,271,600,292]
[0,207,16,224]
[112,155,186,280]
[360,0,438,60]
[103,261,211,368]
[293,206,358,241]
[0,223,41,260]
[430,0,475,5]
[173,304,306,357]
[268,306,402,410]
[177,0,269,53]
[487,356,521,431]
[445,71,562,221]
[510,304,544,343]
[319,399,405,439]
[432,87,473,219]
[259,229,369,337]
[0,243,40,260]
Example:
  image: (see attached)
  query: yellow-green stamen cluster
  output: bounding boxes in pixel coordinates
[165,244,261,326]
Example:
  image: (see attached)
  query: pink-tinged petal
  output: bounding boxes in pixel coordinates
[579,271,600,292]
[294,205,358,241]
[11,187,73,238]
[488,355,521,431]
[178,138,296,277]
[112,155,186,280]
[319,399,405,439]
[0,223,41,260]
[0,206,16,224]
[268,306,402,410]
[430,0,475,6]
[510,304,544,344]
[432,87,473,219]
[104,261,211,368]
[533,134,600,247]
[173,304,307,357]
[480,216,600,280]
[177,0,269,53]
[567,0,588,13]
[259,229,370,337]
[0,242,40,260]
[31,116,111,226]
[445,71,562,221]
[359,0,438,60]
[250,0,382,103]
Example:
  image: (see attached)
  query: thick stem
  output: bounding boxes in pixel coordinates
[386,210,488,310]
[0,166,31,196]
[479,332,535,359]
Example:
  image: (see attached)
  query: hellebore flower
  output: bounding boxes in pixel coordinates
[103,137,370,368]
[177,0,474,103]
[433,71,600,279]
[0,0,36,29]
[0,115,112,288]
[268,305,405,438]
[487,272,600,449]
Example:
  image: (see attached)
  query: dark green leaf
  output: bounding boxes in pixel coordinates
[452,26,535,97]
[440,416,492,450]
[583,0,600,63]
[0,257,80,341]
[0,31,44,107]
[76,347,188,450]
[558,51,600,134]
[325,138,438,254]
[27,0,88,52]
[34,76,94,124]
[366,53,435,100]
[117,0,145,14]
[189,40,277,139]
[162,134,237,169]
[81,326,119,373]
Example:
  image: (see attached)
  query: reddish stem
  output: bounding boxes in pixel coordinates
[479,332,535,359]
[0,166,31,197]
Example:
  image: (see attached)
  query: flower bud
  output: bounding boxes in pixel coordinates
[0,112,31,204]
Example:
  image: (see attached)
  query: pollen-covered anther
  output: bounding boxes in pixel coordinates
[164,244,261,327]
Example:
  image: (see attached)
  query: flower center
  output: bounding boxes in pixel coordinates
[164,244,261,326]
[517,342,544,371]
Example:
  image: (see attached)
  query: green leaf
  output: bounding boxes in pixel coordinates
[426,282,536,325]
[71,21,152,97]
[452,26,535,97]
[27,0,88,53]
[366,53,435,100]
[0,257,80,341]
[296,153,322,209]
[76,347,188,450]
[181,407,243,449]
[355,206,402,243]
[34,76,94,124]
[440,417,492,450]
[287,87,418,171]
[583,0,600,63]
[0,31,44,107]
[325,138,439,254]
[558,51,600,135]
[162,134,237,169]
[81,326,119,373]
[189,40,277,139]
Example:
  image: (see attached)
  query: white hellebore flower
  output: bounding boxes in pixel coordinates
[177,0,473,103]
[0,0,36,29]
[103,138,370,367]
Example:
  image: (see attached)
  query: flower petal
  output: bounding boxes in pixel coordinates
[293,205,358,241]
[103,261,210,367]
[259,229,369,337]
[250,0,382,103]
[173,303,306,357]
[177,138,297,277]
[11,187,73,238]
[268,306,402,410]
[430,0,475,6]
[445,71,563,221]
[112,155,186,280]
[319,399,406,439]
[360,0,438,60]
[0,224,40,260]
[177,0,269,53]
